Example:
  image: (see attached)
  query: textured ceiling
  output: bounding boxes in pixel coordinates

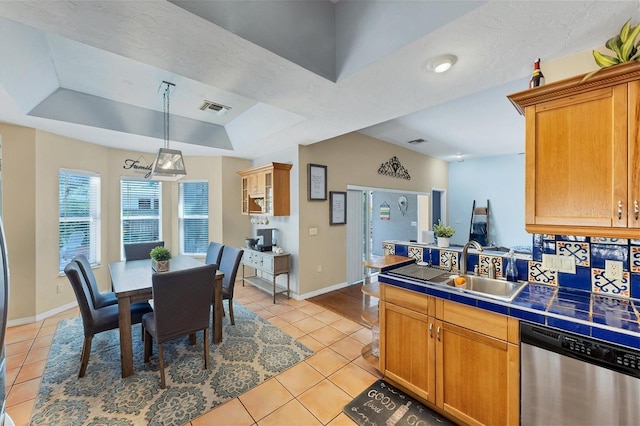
[0,1,638,161]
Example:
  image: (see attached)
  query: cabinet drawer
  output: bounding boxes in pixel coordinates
[383,285,433,316]
[441,300,508,341]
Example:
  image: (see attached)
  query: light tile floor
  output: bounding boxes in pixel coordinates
[5,282,381,425]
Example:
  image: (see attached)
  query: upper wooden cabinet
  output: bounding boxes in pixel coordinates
[508,62,640,238]
[238,162,292,216]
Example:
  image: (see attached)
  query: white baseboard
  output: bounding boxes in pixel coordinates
[7,301,78,328]
[296,280,353,300]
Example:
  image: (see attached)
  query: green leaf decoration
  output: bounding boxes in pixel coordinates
[620,19,632,42]
[620,24,640,60]
[606,35,623,58]
[593,50,620,68]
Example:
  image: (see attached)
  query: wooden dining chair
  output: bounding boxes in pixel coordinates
[217,246,244,325]
[205,242,224,267]
[63,261,153,377]
[124,241,164,261]
[142,264,217,388]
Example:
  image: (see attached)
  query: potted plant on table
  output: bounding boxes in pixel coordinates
[433,220,455,248]
[150,246,172,272]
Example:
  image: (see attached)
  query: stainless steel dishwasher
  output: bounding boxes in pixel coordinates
[520,322,640,426]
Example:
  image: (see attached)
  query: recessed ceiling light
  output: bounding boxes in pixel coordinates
[427,54,458,73]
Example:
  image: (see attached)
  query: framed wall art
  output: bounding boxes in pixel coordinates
[308,163,327,201]
[330,191,347,225]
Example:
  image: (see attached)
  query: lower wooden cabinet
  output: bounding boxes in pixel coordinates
[380,285,519,426]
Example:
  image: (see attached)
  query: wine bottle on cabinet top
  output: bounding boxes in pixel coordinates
[529,58,545,88]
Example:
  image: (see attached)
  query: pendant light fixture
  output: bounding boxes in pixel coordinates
[149,81,187,181]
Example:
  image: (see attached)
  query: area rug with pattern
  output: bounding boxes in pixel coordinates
[30,301,314,426]
[343,379,455,426]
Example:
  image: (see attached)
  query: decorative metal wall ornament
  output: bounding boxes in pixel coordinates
[398,196,408,216]
[378,156,411,180]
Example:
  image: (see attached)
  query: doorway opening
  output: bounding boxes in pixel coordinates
[346,186,431,285]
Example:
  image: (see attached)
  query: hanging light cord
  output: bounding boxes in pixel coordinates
[163,84,170,150]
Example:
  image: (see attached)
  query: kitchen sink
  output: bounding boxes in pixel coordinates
[441,275,527,302]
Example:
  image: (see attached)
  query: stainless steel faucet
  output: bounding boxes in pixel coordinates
[461,240,483,275]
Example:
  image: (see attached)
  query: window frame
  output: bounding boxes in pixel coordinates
[59,168,101,272]
[120,177,162,260]
[178,180,209,256]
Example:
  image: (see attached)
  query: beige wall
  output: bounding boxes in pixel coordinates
[1,125,37,320]
[0,123,251,323]
[298,132,448,295]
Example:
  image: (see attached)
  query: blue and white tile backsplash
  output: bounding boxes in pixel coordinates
[385,235,640,299]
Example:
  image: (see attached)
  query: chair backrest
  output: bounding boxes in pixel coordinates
[64,261,99,334]
[124,241,164,261]
[219,246,244,292]
[151,264,217,344]
[205,242,224,266]
[72,254,112,309]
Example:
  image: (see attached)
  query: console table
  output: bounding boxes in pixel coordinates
[241,250,290,303]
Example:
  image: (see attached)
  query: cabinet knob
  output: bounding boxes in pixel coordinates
[436,326,441,341]
[635,200,639,220]
[618,200,623,220]
[429,323,433,338]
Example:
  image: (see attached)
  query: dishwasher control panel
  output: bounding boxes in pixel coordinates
[521,322,640,378]
[562,335,639,372]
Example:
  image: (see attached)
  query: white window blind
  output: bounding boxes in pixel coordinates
[179,181,209,255]
[59,169,101,271]
[121,179,161,257]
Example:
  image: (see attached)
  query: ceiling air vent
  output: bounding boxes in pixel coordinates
[407,138,426,145]
[199,100,231,116]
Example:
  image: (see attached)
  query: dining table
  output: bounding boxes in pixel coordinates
[109,255,224,378]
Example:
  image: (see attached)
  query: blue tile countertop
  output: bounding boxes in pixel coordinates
[378,271,640,350]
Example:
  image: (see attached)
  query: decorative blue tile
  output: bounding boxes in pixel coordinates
[408,245,422,262]
[439,250,458,270]
[631,239,640,246]
[542,234,555,241]
[592,268,630,297]
[422,247,436,266]
[557,241,590,266]
[557,235,588,242]
[383,242,395,255]
[532,234,544,262]
[590,244,628,269]
[631,247,640,274]
[631,273,640,299]
[528,261,557,286]
[590,237,628,245]
[394,244,408,257]
[479,255,502,277]
[543,241,556,253]
[557,267,591,291]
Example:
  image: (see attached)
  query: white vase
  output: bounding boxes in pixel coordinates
[437,237,450,248]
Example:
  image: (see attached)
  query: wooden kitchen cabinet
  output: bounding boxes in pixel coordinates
[508,62,640,238]
[238,162,292,216]
[380,285,519,426]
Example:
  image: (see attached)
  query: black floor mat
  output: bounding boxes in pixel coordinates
[343,379,456,426]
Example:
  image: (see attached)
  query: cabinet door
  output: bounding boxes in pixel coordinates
[261,254,274,272]
[241,176,249,215]
[381,302,435,403]
[525,85,628,230]
[629,81,640,229]
[436,321,519,426]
